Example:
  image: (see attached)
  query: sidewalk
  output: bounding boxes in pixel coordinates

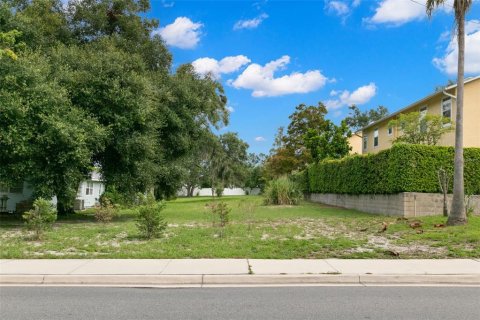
[1,259,479,286]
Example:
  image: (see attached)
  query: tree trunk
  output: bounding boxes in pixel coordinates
[443,191,448,217]
[187,185,195,197]
[448,10,467,226]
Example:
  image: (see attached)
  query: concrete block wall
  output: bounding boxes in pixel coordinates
[310,193,480,217]
[403,193,480,217]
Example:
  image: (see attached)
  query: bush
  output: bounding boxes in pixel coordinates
[100,186,128,207]
[94,197,117,223]
[263,176,303,205]
[22,198,57,240]
[206,201,231,238]
[136,197,167,239]
[307,144,480,195]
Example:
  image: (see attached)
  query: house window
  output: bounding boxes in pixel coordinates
[420,106,428,133]
[0,182,22,193]
[374,129,379,147]
[442,98,452,119]
[86,182,94,195]
[420,106,428,118]
[387,127,393,136]
[363,135,368,150]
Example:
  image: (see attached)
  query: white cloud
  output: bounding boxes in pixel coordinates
[366,0,453,26]
[433,20,480,75]
[154,17,203,49]
[325,1,362,19]
[192,55,251,78]
[325,83,377,110]
[367,0,424,25]
[254,136,266,142]
[327,1,350,16]
[234,13,269,30]
[161,0,174,8]
[230,55,328,97]
[226,106,235,113]
[352,0,361,8]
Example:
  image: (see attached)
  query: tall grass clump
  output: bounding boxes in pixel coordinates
[263,176,303,205]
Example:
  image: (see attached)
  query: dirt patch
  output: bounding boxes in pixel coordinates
[1,230,24,239]
[347,235,448,256]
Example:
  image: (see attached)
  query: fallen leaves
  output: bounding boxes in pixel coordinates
[379,222,388,233]
[409,221,422,229]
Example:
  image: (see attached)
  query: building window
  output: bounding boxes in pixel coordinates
[86,182,94,195]
[0,182,22,194]
[442,98,452,119]
[419,106,428,133]
[363,135,368,150]
[387,127,393,136]
[420,106,428,118]
[374,129,379,147]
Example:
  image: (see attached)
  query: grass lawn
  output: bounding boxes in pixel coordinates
[1,196,479,259]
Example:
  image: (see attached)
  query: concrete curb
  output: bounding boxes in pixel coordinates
[2,274,479,286]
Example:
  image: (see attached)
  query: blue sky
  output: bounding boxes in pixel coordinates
[148,0,480,154]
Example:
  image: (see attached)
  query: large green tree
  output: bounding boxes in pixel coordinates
[0,51,105,213]
[267,102,351,177]
[344,105,389,132]
[202,133,249,197]
[282,102,328,167]
[1,0,230,211]
[427,0,473,226]
[303,120,351,162]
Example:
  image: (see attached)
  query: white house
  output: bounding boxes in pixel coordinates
[0,181,38,213]
[0,172,105,213]
[74,171,105,210]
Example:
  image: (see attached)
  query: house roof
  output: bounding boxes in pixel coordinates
[361,75,480,131]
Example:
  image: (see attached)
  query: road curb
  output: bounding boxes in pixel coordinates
[359,274,480,284]
[2,274,480,286]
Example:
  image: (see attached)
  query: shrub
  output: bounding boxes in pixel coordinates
[307,144,480,195]
[136,199,167,239]
[22,198,57,240]
[214,184,224,197]
[94,197,117,224]
[206,201,231,238]
[263,176,303,205]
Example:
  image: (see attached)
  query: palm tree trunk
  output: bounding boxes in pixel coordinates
[448,8,467,226]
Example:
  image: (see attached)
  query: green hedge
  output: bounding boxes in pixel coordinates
[307,144,480,195]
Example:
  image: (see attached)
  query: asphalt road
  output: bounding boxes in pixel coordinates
[1,286,479,320]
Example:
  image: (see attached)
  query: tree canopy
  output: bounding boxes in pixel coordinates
[0,0,233,211]
[344,105,389,132]
[265,102,351,177]
[388,111,454,146]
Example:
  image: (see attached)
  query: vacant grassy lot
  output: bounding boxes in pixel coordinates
[1,196,479,259]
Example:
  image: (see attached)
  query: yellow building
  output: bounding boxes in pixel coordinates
[361,76,480,154]
[348,132,363,155]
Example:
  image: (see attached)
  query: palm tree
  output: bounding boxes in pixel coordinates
[426,0,472,226]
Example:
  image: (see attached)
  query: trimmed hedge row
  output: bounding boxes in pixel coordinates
[307,144,480,195]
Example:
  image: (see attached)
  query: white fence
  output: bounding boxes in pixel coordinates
[177,187,261,197]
